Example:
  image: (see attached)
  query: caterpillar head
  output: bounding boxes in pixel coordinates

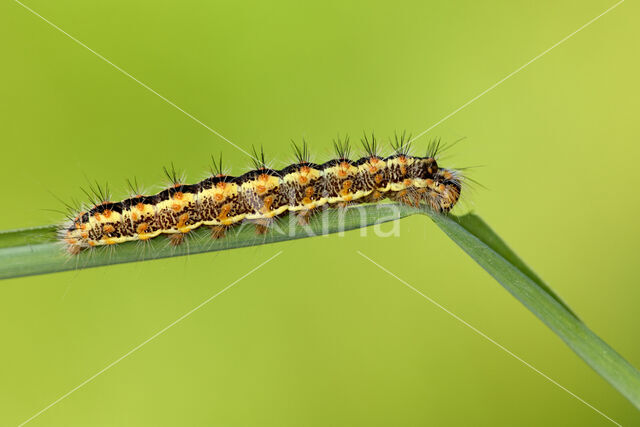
[431,168,462,212]
[411,158,462,212]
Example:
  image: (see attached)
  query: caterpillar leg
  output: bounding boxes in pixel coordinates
[334,201,352,210]
[209,225,228,239]
[389,189,419,207]
[67,244,83,255]
[362,190,384,203]
[169,233,184,246]
[253,218,273,235]
[297,209,314,226]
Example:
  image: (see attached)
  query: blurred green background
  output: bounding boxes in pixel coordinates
[1,0,638,425]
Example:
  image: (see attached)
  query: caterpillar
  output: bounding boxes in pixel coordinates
[60,134,462,254]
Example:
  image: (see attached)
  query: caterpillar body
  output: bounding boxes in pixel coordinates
[61,136,462,254]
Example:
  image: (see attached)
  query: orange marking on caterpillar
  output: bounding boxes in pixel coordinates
[137,223,148,234]
[177,213,189,229]
[103,224,115,233]
[340,180,353,200]
[174,192,184,200]
[302,187,315,204]
[218,203,232,221]
[136,203,145,212]
[261,196,274,214]
[103,209,112,219]
[340,180,353,195]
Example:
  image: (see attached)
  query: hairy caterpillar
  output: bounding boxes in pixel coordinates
[60,134,462,254]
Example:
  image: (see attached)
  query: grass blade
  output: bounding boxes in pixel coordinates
[0,204,419,280]
[429,212,640,409]
[1,206,638,408]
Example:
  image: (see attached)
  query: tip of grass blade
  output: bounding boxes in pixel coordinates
[425,210,640,409]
